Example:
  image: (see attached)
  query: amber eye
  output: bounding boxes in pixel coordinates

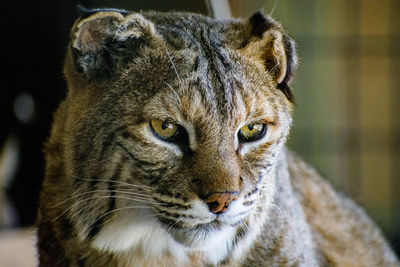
[238,123,266,143]
[150,119,179,141]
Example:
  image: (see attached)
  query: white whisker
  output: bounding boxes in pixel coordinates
[165,48,182,84]
[87,205,153,230]
[51,195,161,223]
[50,189,153,208]
[72,175,152,190]
[164,82,182,101]
[166,218,181,235]
[268,0,279,17]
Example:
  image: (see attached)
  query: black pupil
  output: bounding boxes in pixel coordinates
[238,124,266,143]
[161,121,169,130]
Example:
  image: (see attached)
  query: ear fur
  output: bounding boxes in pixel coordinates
[69,10,157,81]
[243,11,298,102]
[72,12,124,55]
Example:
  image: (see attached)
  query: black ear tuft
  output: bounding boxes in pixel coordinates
[248,11,274,37]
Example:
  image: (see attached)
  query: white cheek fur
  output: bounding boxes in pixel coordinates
[179,121,197,151]
[92,208,190,263]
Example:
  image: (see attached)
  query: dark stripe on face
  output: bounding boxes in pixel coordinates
[86,160,124,240]
[116,141,170,185]
[72,159,86,189]
[245,187,259,198]
[199,30,224,88]
[72,125,126,189]
[235,223,248,242]
[86,211,105,240]
[198,28,236,118]
[108,179,116,221]
[87,126,127,189]
[98,126,128,160]
[89,175,98,189]
[154,207,198,229]
[58,215,75,240]
[154,207,196,220]
[116,141,158,167]
[152,195,191,209]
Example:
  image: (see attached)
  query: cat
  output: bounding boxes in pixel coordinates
[37,9,399,266]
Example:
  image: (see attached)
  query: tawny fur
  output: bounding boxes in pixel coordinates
[37,9,399,267]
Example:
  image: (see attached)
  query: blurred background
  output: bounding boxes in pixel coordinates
[0,0,398,257]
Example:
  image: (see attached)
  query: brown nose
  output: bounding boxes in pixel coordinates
[205,192,238,214]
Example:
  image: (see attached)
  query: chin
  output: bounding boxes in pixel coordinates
[166,220,222,247]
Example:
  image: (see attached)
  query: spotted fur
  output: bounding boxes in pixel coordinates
[37,9,399,266]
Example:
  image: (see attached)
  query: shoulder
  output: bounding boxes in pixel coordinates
[286,149,399,265]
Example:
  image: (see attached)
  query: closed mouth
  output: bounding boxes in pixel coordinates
[165,220,223,246]
[158,215,221,232]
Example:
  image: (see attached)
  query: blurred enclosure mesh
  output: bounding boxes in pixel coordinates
[229,0,400,249]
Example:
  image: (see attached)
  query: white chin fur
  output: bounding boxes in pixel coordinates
[92,208,183,253]
[91,207,238,265]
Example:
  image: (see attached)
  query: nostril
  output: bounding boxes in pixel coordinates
[205,192,238,214]
[207,201,222,213]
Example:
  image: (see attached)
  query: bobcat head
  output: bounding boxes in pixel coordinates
[50,9,297,264]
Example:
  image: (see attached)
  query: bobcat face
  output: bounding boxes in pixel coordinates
[59,10,296,262]
[122,68,291,247]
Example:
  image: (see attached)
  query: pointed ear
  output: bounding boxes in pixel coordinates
[242,11,298,102]
[68,10,157,81]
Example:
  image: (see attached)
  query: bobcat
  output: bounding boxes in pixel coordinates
[37,8,399,266]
